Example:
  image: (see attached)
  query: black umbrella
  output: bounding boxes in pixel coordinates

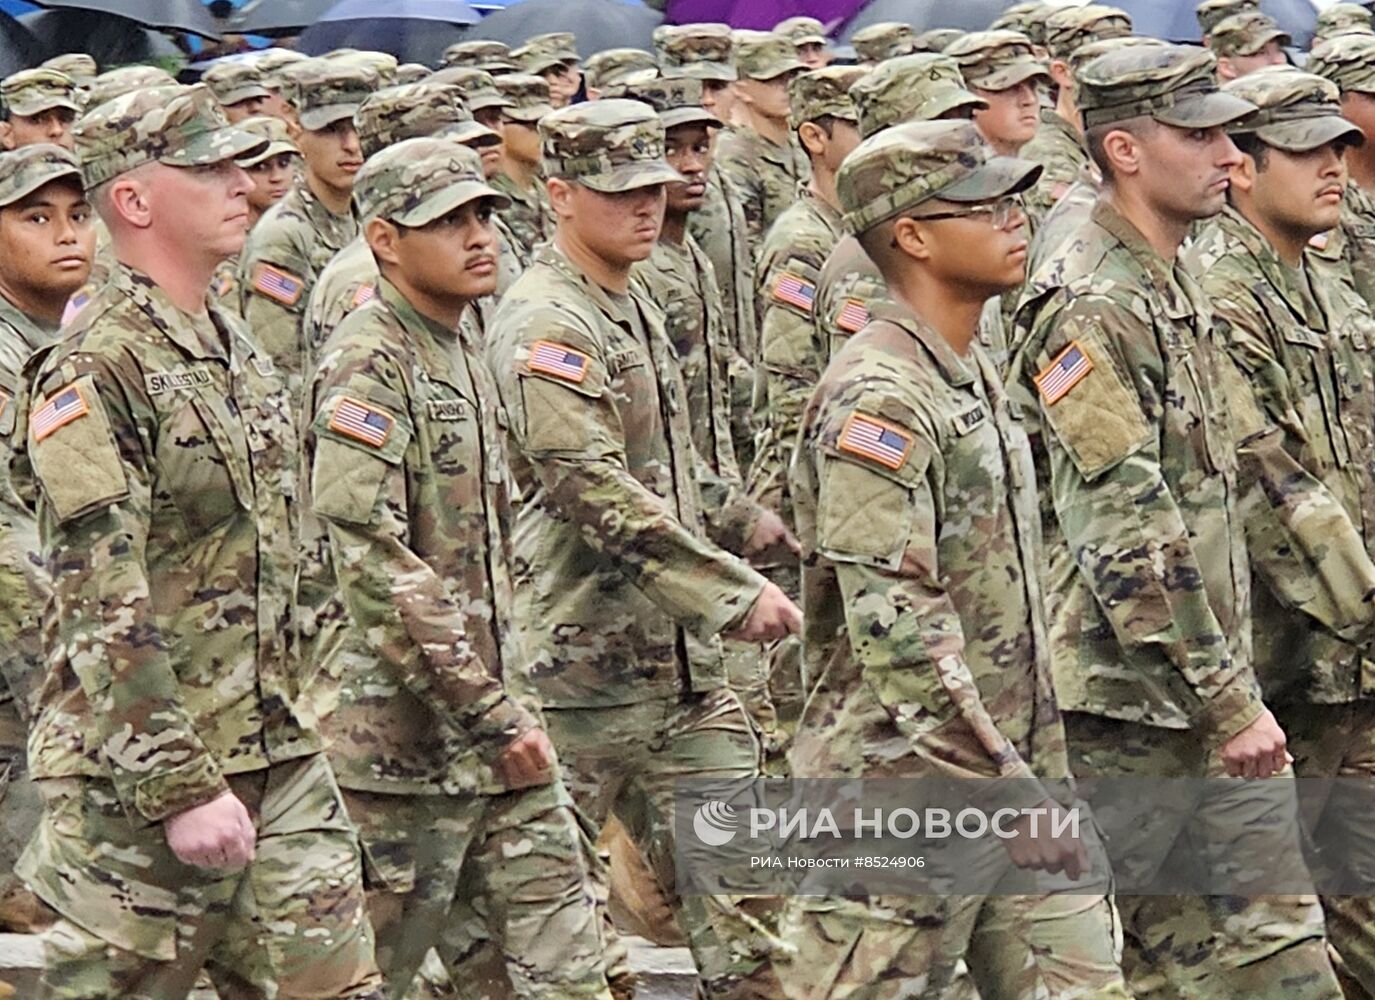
[1111,0,1317,47]
[840,0,1013,40]
[464,0,665,58]
[28,0,220,39]
[20,10,180,65]
[233,0,339,38]
[0,13,45,77]
[297,0,480,65]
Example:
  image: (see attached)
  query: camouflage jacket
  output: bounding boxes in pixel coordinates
[814,235,889,365]
[1187,207,1375,705]
[237,175,358,388]
[691,164,759,363]
[714,125,809,257]
[303,278,540,795]
[1021,109,1088,222]
[488,244,768,708]
[1027,168,1100,279]
[1310,180,1375,311]
[789,298,1067,799]
[19,263,318,822]
[491,170,550,258]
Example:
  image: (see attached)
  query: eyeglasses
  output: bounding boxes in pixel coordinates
[907,195,1024,230]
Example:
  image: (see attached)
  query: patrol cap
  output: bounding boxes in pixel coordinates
[837,118,1042,233]
[1077,43,1256,129]
[945,30,1050,91]
[496,73,554,122]
[914,28,965,53]
[1044,4,1133,61]
[585,48,659,94]
[1308,32,1375,94]
[85,65,177,109]
[254,48,311,90]
[75,84,267,188]
[285,59,377,130]
[655,24,737,82]
[1316,3,1375,40]
[514,32,580,74]
[788,66,865,129]
[734,30,807,80]
[776,15,828,48]
[1208,11,1291,57]
[622,76,721,129]
[354,136,509,226]
[0,144,82,208]
[1,68,81,118]
[1197,0,1258,36]
[201,60,271,107]
[1070,34,1169,76]
[329,50,399,86]
[395,63,431,85]
[849,52,987,139]
[1224,66,1364,151]
[850,22,915,63]
[235,115,298,167]
[355,83,498,159]
[540,98,682,192]
[429,67,514,112]
[443,40,519,73]
[40,53,96,89]
[991,3,1055,48]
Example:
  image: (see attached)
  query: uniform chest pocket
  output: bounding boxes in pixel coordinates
[1282,328,1347,470]
[155,393,253,534]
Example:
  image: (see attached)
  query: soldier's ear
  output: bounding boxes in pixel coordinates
[1049,59,1074,92]
[1099,128,1143,179]
[1216,56,1238,82]
[891,217,932,262]
[364,217,402,266]
[0,121,14,151]
[1229,148,1257,194]
[547,176,575,219]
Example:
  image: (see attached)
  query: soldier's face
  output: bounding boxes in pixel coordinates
[296,118,364,196]
[738,75,793,122]
[1341,92,1375,150]
[541,63,582,108]
[386,200,501,302]
[502,120,541,164]
[0,178,93,299]
[224,95,270,123]
[474,108,506,176]
[1135,124,1242,221]
[152,160,255,261]
[1218,41,1287,82]
[0,107,76,151]
[1244,141,1349,238]
[701,80,736,122]
[665,124,711,213]
[911,196,1029,295]
[559,181,665,266]
[973,81,1042,155]
[246,153,297,214]
[796,43,830,69]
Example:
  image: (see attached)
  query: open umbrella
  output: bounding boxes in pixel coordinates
[666,0,860,32]
[840,0,1012,39]
[28,0,220,37]
[0,10,44,75]
[1110,0,1318,47]
[297,0,480,64]
[465,0,663,57]
[20,9,179,64]
[232,0,337,37]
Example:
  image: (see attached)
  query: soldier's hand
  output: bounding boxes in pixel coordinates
[1219,708,1289,780]
[164,791,256,871]
[742,509,801,562]
[1001,802,1090,881]
[496,727,556,789]
[726,582,802,642]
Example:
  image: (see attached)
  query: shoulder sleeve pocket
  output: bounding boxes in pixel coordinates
[28,374,129,523]
[310,386,411,526]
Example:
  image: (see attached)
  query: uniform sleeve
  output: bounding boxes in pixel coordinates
[1030,296,1263,741]
[238,237,311,385]
[28,359,227,822]
[309,367,538,764]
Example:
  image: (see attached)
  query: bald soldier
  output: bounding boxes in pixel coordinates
[0,69,79,151]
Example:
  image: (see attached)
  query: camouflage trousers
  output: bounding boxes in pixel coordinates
[1066,713,1342,1000]
[545,687,787,999]
[342,778,612,1000]
[21,753,383,1000]
[0,697,39,890]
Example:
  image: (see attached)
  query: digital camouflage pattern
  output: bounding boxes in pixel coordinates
[514,31,579,75]
[82,65,176,109]
[714,113,810,251]
[200,60,271,107]
[40,53,95,90]
[1,68,80,118]
[1207,11,1291,57]
[1075,43,1255,130]
[429,65,514,112]
[946,29,1051,91]
[731,29,806,80]
[234,112,297,166]
[539,98,682,193]
[1315,2,1375,43]
[621,74,721,129]
[849,22,916,64]
[1197,0,1258,36]
[776,15,827,48]
[786,64,864,129]
[1021,108,1089,220]
[849,53,985,141]
[282,59,377,130]
[354,83,498,160]
[254,47,310,92]
[1042,3,1132,61]
[991,2,1056,47]
[654,23,738,82]
[584,48,659,94]
[443,39,520,73]
[496,71,554,122]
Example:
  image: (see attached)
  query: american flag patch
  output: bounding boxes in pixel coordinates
[212,274,235,298]
[527,340,589,383]
[328,396,394,448]
[61,287,93,326]
[31,385,88,442]
[252,263,304,307]
[351,283,375,309]
[1034,341,1094,405]
[836,298,869,333]
[838,412,913,470]
[772,272,815,313]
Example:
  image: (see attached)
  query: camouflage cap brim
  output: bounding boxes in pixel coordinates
[525,54,578,74]
[8,94,81,117]
[749,58,807,81]
[237,138,298,166]
[300,102,364,130]
[661,106,723,129]
[968,59,1051,92]
[938,154,1043,201]
[662,63,738,82]
[439,119,503,147]
[163,124,268,171]
[924,88,990,121]
[466,93,516,111]
[1228,28,1292,56]
[1250,114,1365,151]
[504,103,555,123]
[0,156,82,207]
[792,33,828,47]
[479,59,520,73]
[575,158,683,193]
[388,178,511,226]
[1153,89,1258,128]
[218,84,272,106]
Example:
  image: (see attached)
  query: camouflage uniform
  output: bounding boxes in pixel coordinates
[513,31,580,79]
[1209,11,1291,63]
[303,138,611,1000]
[1314,2,1375,45]
[488,101,785,999]
[584,48,659,96]
[492,74,554,257]
[16,85,381,1000]
[991,2,1055,55]
[237,62,374,392]
[84,65,176,108]
[39,53,94,90]
[0,68,80,128]
[442,40,520,74]
[1197,0,1258,36]
[201,61,272,112]
[1010,47,1343,1000]
[780,119,1127,1000]
[849,22,915,65]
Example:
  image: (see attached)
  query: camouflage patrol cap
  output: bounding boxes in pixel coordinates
[254,48,311,90]
[429,67,514,112]
[1208,11,1291,57]
[355,83,498,159]
[914,28,965,53]
[850,22,915,63]
[514,32,580,74]
[40,53,96,89]
[1315,3,1375,40]
[540,98,682,192]
[655,24,736,82]
[1224,66,1363,151]
[1,68,81,118]
[443,40,520,73]
[1070,34,1168,75]
[776,15,828,48]
[395,63,431,85]
[945,30,1050,91]
[1309,32,1375,94]
[622,76,721,129]
[734,30,807,80]
[284,60,377,130]
[234,115,298,167]
[849,53,987,139]
[1044,5,1133,61]
[991,3,1055,48]
[1077,43,1256,129]
[0,144,82,208]
[85,65,177,109]
[585,49,659,94]
[1197,0,1258,35]
[354,136,508,226]
[496,74,554,122]
[837,118,1041,233]
[329,50,399,86]
[75,84,267,188]
[788,66,865,129]
[201,61,271,107]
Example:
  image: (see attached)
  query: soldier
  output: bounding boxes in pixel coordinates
[1021,4,1132,219]
[255,47,311,106]
[16,83,382,1000]
[514,32,582,110]
[429,65,515,145]
[1183,65,1375,998]
[394,63,429,85]
[330,50,397,87]
[991,2,1055,60]
[779,113,1129,1000]
[84,65,177,108]
[1197,0,1258,38]
[303,136,612,1000]
[443,39,520,74]
[1010,44,1345,999]
[492,74,554,257]
[656,23,740,123]
[211,116,300,309]
[39,53,95,91]
[948,30,1052,158]
[0,69,79,151]
[775,15,831,69]
[1315,2,1375,45]
[714,31,808,252]
[849,22,916,67]
[237,60,373,391]
[1210,11,1290,82]
[584,49,658,99]
[487,99,803,999]
[201,61,278,122]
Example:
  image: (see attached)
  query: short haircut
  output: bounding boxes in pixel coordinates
[1085,114,1158,184]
